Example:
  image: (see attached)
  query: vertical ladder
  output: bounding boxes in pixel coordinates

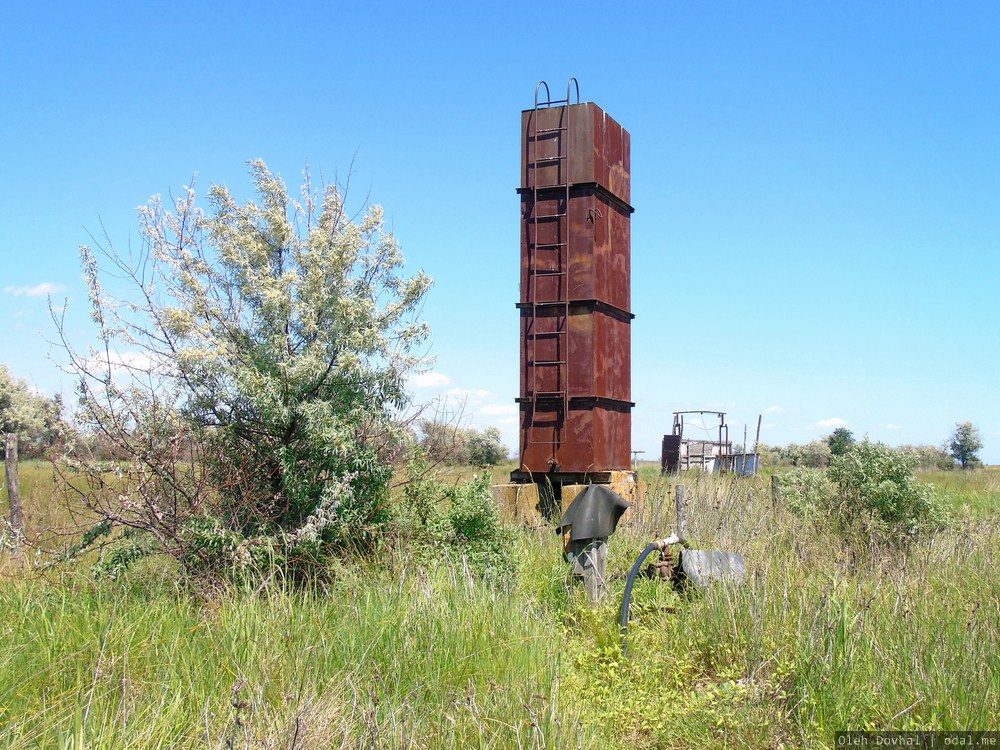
[525,79,579,457]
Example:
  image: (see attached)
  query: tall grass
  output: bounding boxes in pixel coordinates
[1,464,998,748]
[575,472,1000,746]
[0,551,593,749]
[1,460,99,564]
[919,466,1000,517]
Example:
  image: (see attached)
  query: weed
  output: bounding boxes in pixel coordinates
[1,466,998,747]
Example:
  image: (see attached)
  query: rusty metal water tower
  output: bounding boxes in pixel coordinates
[511,80,635,504]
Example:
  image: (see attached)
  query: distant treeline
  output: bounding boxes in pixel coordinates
[758,439,954,470]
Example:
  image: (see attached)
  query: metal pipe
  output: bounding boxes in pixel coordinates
[619,533,683,657]
[620,483,690,656]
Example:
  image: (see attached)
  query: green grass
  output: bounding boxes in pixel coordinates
[2,463,999,747]
[2,460,84,537]
[0,549,591,749]
[918,466,1000,517]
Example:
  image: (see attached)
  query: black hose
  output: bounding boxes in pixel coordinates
[619,542,659,657]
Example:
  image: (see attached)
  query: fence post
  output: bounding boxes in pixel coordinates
[570,538,608,605]
[675,484,687,540]
[5,433,24,549]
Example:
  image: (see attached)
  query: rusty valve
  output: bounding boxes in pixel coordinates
[652,551,674,581]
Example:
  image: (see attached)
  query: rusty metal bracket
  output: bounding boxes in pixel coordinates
[534,78,581,109]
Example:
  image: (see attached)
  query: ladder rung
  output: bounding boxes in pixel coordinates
[531,269,565,276]
[533,360,565,365]
[532,156,566,163]
[531,243,566,249]
[534,392,566,398]
[533,214,566,220]
[532,128,567,136]
[526,330,566,337]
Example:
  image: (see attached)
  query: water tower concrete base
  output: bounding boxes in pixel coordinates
[492,470,645,528]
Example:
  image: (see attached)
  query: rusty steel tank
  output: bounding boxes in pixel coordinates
[512,80,634,487]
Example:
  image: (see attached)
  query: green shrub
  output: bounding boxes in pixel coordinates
[779,467,835,520]
[828,439,947,539]
[58,160,431,582]
[395,467,515,582]
[898,443,955,471]
[446,473,515,581]
[417,422,508,465]
[759,439,832,468]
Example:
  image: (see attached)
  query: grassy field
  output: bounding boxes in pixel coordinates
[1,461,998,748]
[918,466,1000,517]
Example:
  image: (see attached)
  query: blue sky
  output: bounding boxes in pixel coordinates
[2,1,998,463]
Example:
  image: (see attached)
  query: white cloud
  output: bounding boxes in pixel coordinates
[410,372,452,388]
[815,417,847,429]
[885,423,902,431]
[762,405,787,414]
[479,403,518,424]
[4,282,63,297]
[479,403,516,417]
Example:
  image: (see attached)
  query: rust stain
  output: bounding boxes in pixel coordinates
[517,90,635,475]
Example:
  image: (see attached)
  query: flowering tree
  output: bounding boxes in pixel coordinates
[57,161,431,577]
[418,421,507,465]
[949,421,983,469]
[1,365,66,546]
[0,366,64,459]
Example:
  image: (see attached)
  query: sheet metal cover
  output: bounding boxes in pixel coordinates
[555,484,630,541]
[679,550,746,587]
